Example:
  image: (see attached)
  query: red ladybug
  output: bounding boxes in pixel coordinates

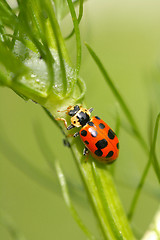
[57,105,119,163]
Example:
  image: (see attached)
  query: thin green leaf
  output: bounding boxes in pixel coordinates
[85,42,148,152]
[65,0,83,40]
[128,113,160,220]
[41,0,67,95]
[34,123,96,240]
[17,1,46,59]
[147,105,154,146]
[67,0,81,73]
[29,0,55,93]
[151,113,160,181]
[53,0,84,21]
[0,0,14,12]
[0,0,18,29]
[52,0,68,21]
[14,0,49,60]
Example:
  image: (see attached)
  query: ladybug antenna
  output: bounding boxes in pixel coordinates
[57,105,82,116]
[57,106,73,113]
[57,109,68,113]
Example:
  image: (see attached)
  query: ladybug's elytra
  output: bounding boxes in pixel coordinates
[57,105,119,163]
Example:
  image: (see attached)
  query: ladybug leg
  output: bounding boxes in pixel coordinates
[73,132,79,138]
[83,146,89,156]
[56,118,75,143]
[67,124,75,130]
[56,117,68,128]
[88,107,94,113]
[83,147,89,162]
[65,131,79,139]
[56,117,75,130]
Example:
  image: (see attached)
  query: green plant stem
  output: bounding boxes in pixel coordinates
[70,141,135,240]
[43,107,135,239]
[91,161,124,240]
[65,0,83,40]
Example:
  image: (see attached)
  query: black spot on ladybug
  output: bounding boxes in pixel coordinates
[95,139,108,149]
[95,116,101,120]
[88,121,94,126]
[95,149,103,156]
[81,130,87,137]
[117,142,119,149]
[106,151,114,158]
[108,129,115,140]
[99,123,105,129]
[85,140,89,145]
[90,129,98,137]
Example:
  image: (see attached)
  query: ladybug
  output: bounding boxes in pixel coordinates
[57,105,119,163]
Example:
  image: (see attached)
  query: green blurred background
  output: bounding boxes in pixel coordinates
[1,0,160,239]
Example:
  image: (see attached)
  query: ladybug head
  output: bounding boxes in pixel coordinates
[68,105,92,128]
[68,105,80,117]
